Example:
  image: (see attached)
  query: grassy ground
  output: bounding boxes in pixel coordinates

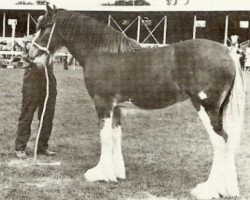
[0,64,249,200]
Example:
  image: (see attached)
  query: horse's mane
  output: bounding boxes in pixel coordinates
[55,9,141,53]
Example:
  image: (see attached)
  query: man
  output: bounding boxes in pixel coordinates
[15,38,57,159]
[239,50,246,71]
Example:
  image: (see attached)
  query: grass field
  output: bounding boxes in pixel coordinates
[0,64,249,200]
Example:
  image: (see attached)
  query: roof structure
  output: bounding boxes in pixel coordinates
[0,5,44,11]
[0,0,249,12]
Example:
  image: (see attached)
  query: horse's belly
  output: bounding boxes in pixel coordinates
[128,89,187,109]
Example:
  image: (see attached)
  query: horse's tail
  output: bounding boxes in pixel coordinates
[222,52,245,151]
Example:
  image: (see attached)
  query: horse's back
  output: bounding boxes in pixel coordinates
[174,39,233,71]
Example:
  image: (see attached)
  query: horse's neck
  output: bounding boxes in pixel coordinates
[64,41,90,66]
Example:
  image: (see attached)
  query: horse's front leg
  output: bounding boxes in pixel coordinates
[113,106,126,179]
[84,96,125,182]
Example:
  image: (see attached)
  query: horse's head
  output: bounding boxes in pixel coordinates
[29,3,60,60]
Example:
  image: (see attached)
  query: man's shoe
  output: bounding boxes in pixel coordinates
[15,151,27,159]
[37,149,56,156]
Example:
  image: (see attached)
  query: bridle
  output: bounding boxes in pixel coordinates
[31,22,56,55]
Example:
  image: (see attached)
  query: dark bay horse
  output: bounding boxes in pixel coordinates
[29,4,245,199]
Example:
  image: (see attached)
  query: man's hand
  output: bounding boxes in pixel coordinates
[22,54,51,70]
[21,56,35,69]
[33,54,51,70]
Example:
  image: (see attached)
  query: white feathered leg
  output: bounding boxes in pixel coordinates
[113,125,126,179]
[191,106,228,199]
[84,115,117,182]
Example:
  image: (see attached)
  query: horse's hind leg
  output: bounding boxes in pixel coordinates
[84,96,117,182]
[191,103,227,199]
[189,94,239,199]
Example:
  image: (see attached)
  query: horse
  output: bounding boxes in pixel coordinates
[28,4,245,199]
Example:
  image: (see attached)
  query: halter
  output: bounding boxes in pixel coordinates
[31,22,56,55]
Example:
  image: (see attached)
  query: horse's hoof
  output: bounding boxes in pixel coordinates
[191,182,220,200]
[191,180,240,199]
[224,179,240,197]
[114,159,126,179]
[116,174,126,180]
[84,166,117,182]
[116,171,126,180]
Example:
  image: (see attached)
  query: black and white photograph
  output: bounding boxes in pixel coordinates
[0,0,249,199]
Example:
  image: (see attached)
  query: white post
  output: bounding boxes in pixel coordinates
[3,13,6,38]
[137,16,141,43]
[108,15,111,26]
[163,16,167,45]
[8,19,17,51]
[11,24,16,51]
[27,13,30,36]
[193,15,197,39]
[224,15,229,46]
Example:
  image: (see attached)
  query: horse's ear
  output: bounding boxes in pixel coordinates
[45,2,53,15]
[53,4,57,11]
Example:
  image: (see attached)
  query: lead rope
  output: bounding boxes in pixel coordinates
[32,55,50,165]
[30,22,59,166]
